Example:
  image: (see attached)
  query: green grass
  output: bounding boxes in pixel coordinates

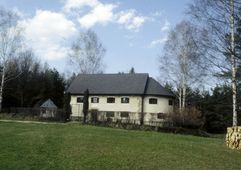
[0,122,240,170]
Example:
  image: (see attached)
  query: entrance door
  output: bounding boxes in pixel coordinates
[91,110,98,123]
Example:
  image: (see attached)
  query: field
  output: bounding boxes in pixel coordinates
[0,121,240,170]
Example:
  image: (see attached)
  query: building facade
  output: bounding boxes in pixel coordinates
[67,74,174,125]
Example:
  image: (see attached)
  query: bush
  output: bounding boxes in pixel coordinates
[169,107,205,129]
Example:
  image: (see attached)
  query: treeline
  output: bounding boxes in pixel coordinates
[2,51,66,109]
[169,84,241,133]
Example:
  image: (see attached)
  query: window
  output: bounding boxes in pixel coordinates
[91,97,99,103]
[169,100,173,106]
[121,97,129,103]
[107,97,115,103]
[149,98,157,104]
[77,97,84,103]
[120,112,129,118]
[157,113,166,119]
[106,112,114,117]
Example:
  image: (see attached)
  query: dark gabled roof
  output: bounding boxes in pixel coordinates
[40,99,57,108]
[67,73,174,97]
[145,77,174,97]
[67,74,148,95]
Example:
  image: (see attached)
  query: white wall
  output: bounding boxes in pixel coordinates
[143,96,173,122]
[90,96,142,112]
[70,95,173,122]
[70,95,142,117]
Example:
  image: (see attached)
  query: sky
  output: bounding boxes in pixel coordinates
[0,0,191,79]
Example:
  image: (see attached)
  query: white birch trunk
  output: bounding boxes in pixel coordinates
[230,0,237,126]
[182,83,186,110]
[181,53,187,111]
[179,87,182,112]
[0,67,5,113]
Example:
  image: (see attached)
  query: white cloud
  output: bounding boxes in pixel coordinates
[117,10,146,31]
[63,0,100,12]
[148,20,170,48]
[148,37,167,48]
[78,3,116,28]
[63,0,147,31]
[152,11,163,17]
[12,7,26,18]
[161,20,170,32]
[20,10,77,60]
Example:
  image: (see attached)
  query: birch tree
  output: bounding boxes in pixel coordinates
[230,0,237,126]
[159,21,208,112]
[188,0,240,126]
[0,7,23,112]
[69,30,106,74]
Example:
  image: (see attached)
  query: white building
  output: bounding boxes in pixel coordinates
[67,73,174,126]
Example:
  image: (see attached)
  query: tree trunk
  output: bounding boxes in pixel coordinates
[0,67,5,113]
[230,0,237,126]
[182,84,186,110]
[179,87,182,112]
[181,69,186,111]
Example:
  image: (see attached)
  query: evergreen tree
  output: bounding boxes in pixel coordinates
[83,89,89,123]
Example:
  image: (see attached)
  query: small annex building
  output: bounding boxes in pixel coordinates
[40,99,57,118]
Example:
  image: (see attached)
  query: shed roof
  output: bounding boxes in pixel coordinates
[40,99,57,108]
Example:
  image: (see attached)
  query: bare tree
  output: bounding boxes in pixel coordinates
[188,0,240,126]
[69,30,106,74]
[159,21,208,112]
[0,7,23,112]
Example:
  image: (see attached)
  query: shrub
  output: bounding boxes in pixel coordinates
[169,107,205,129]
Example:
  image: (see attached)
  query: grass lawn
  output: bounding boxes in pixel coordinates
[0,121,240,170]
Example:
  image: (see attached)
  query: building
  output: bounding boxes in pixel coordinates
[67,73,174,125]
[40,99,57,118]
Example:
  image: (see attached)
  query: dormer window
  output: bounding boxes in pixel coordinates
[91,97,99,103]
[121,97,129,103]
[77,97,84,103]
[107,97,115,103]
[149,98,157,104]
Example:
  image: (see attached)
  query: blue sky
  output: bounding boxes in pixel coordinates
[0,0,191,79]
